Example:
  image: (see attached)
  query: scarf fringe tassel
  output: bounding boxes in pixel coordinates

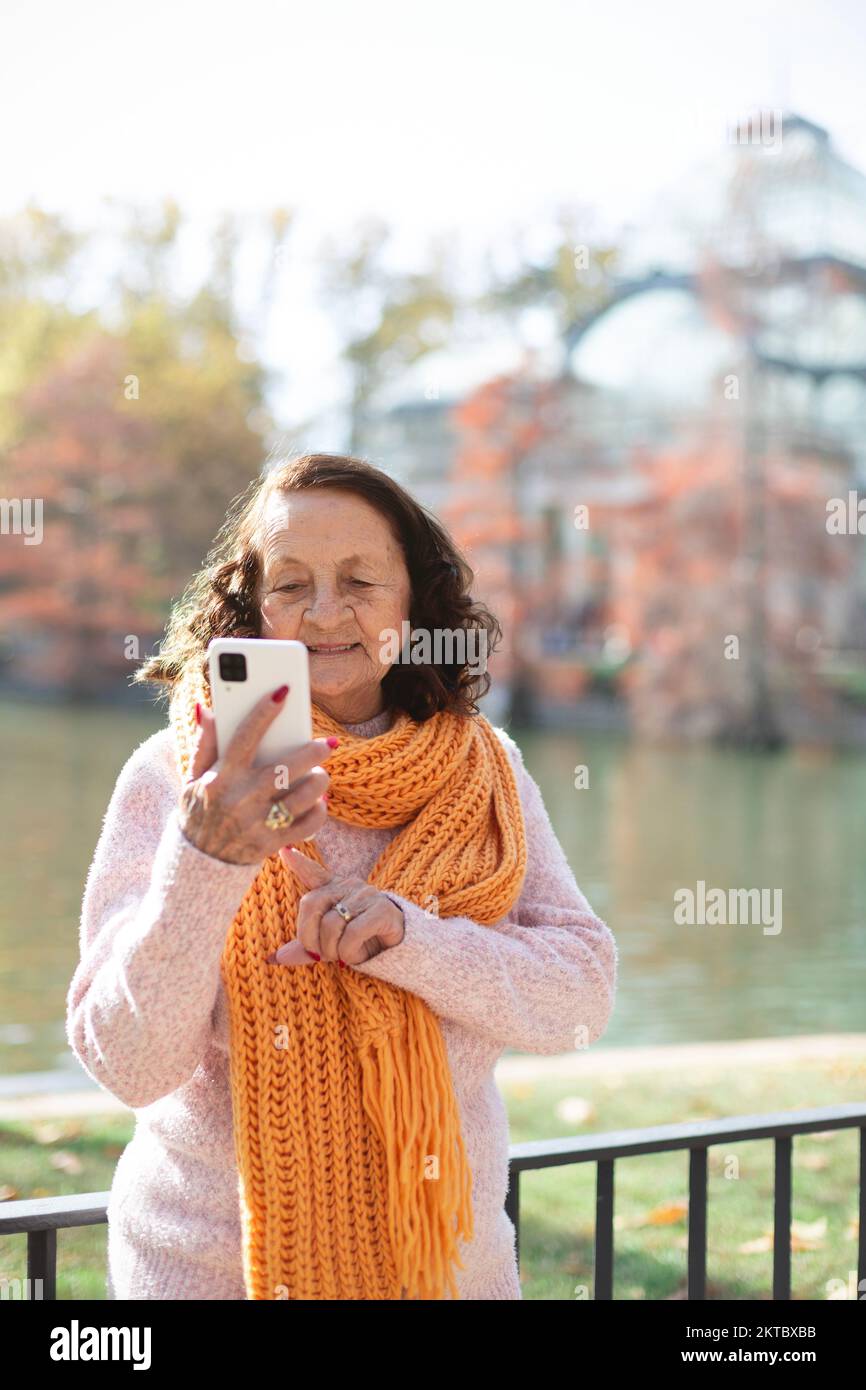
[356,996,475,1300]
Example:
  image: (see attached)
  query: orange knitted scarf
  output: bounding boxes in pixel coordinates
[169,665,527,1300]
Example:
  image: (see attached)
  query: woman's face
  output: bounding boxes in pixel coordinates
[256,487,412,723]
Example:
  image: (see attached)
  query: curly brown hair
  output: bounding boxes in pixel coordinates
[134,451,503,721]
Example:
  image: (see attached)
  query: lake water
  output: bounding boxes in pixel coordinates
[1,698,863,1080]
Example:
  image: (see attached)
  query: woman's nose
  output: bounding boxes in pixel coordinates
[305,589,350,617]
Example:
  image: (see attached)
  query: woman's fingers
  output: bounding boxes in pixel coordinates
[318,886,381,961]
[221,686,337,775]
[252,769,329,856]
[312,896,394,965]
[178,684,341,864]
[294,879,358,961]
[265,939,319,967]
[281,850,347,959]
[268,876,392,968]
[258,764,329,818]
[279,845,334,886]
[220,685,293,770]
[188,705,218,782]
[263,855,342,965]
[272,796,330,850]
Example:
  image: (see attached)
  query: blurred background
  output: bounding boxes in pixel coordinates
[2,0,866,1088]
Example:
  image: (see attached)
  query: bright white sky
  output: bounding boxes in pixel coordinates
[2,0,866,442]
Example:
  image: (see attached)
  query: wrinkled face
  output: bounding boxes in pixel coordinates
[256,487,412,720]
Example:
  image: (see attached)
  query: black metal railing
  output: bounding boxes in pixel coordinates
[505,1103,866,1299]
[0,1190,110,1300]
[2,1103,865,1298]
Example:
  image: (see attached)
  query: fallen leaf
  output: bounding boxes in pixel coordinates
[738,1234,772,1254]
[615,1199,690,1231]
[788,1217,827,1251]
[644,1199,689,1227]
[49,1151,83,1175]
[737,1219,827,1254]
[790,1230,825,1252]
[31,1122,66,1144]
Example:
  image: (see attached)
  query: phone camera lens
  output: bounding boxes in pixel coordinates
[219,652,247,682]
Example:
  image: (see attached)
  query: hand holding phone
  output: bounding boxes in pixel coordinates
[177,640,336,866]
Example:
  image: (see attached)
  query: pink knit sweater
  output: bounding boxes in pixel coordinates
[66,705,617,1300]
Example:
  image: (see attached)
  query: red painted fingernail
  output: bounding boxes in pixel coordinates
[326,736,340,748]
[338,960,346,969]
[307,950,321,961]
[322,793,329,802]
[272,685,289,703]
[195,701,201,726]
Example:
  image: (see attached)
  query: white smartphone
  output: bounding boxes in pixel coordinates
[207,637,313,769]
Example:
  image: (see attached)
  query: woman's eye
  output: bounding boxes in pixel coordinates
[275,581,371,592]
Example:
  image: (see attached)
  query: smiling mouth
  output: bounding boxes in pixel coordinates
[306,643,360,654]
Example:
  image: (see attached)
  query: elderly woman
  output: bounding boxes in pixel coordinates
[66,452,617,1301]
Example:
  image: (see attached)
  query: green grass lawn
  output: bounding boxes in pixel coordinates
[1,1050,863,1300]
[506,1052,865,1300]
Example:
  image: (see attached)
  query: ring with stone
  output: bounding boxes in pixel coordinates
[265,800,295,831]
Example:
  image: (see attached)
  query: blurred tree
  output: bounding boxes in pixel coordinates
[0,200,280,697]
[0,205,95,449]
[444,370,558,723]
[317,220,459,451]
[477,206,620,356]
[591,441,853,745]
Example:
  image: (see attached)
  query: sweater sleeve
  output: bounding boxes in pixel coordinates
[65,731,262,1109]
[353,729,618,1055]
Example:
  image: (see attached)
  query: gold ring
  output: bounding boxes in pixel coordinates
[265,800,295,831]
[334,900,353,924]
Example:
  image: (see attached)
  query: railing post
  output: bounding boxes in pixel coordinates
[505,1165,520,1271]
[28,1229,56,1301]
[859,1128,865,1300]
[688,1147,707,1299]
[595,1158,614,1299]
[773,1135,792,1300]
